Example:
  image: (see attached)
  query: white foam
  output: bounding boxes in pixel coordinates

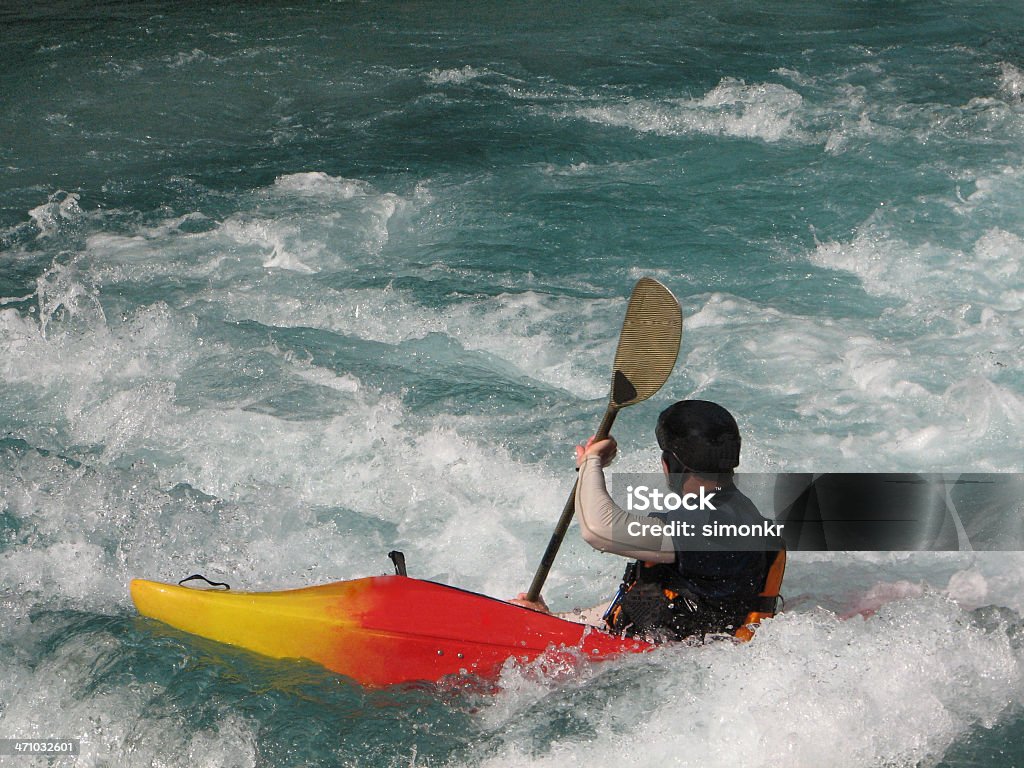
[271,171,374,199]
[840,579,926,618]
[810,220,1024,313]
[167,48,218,68]
[570,78,805,143]
[202,284,617,398]
[427,65,488,85]
[3,220,599,587]
[670,287,1024,471]
[808,222,911,299]
[999,62,1024,102]
[28,191,82,239]
[470,594,1022,768]
[0,292,197,457]
[76,173,408,279]
[10,194,1022,488]
[221,218,318,273]
[0,540,110,607]
[972,227,1024,283]
[0,372,572,605]
[35,258,109,338]
[2,271,585,596]
[0,622,258,767]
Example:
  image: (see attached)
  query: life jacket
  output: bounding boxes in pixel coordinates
[604,544,786,642]
[733,546,786,641]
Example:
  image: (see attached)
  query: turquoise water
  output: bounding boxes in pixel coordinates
[2,2,1024,766]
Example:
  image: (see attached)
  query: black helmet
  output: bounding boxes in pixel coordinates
[656,400,741,472]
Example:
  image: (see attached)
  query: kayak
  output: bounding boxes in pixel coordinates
[130,575,653,687]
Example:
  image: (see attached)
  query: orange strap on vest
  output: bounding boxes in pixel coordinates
[734,547,786,642]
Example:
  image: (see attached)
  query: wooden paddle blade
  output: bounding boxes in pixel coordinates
[610,277,682,407]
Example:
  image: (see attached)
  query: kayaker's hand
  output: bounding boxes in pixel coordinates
[575,436,617,468]
[509,592,550,614]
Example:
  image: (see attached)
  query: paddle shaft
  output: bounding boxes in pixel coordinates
[522,276,682,605]
[525,405,619,603]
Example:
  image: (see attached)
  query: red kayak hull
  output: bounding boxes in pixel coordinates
[131,575,653,687]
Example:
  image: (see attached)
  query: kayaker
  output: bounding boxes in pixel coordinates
[513,400,783,643]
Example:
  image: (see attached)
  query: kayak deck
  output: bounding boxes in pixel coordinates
[130,576,652,687]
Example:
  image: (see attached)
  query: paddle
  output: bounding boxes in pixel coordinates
[524,277,682,603]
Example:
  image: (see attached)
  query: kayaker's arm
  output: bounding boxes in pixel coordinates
[575,454,674,563]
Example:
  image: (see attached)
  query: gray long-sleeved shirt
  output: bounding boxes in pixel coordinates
[574,454,675,563]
